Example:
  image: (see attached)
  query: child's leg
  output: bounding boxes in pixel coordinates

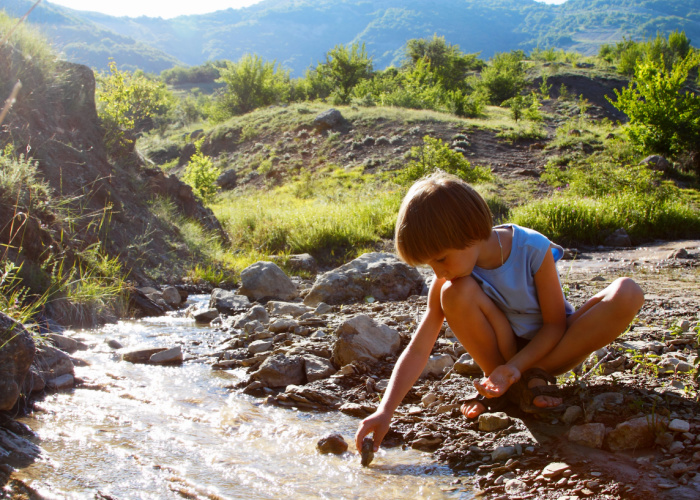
[536,277,644,377]
[440,276,517,418]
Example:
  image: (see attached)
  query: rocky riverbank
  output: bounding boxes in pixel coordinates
[2,243,699,499]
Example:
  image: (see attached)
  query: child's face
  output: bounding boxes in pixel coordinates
[426,245,480,282]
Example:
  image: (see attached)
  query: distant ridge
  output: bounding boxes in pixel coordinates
[3,0,700,74]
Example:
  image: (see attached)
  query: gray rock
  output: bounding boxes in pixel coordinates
[248,340,274,355]
[303,354,337,382]
[217,169,237,189]
[669,419,691,433]
[314,302,333,315]
[317,433,348,454]
[34,345,74,381]
[504,478,528,495]
[209,289,251,315]
[312,108,344,131]
[47,333,79,354]
[106,339,123,349]
[592,392,624,411]
[605,415,669,451]
[286,253,318,274]
[658,354,694,373]
[0,427,40,464]
[286,383,342,408]
[267,301,311,318]
[640,155,670,172]
[420,353,454,378]
[122,347,167,364]
[194,308,220,323]
[491,446,516,461]
[0,312,35,410]
[239,262,297,301]
[47,374,75,390]
[542,462,570,479]
[161,286,182,307]
[561,405,584,425]
[234,305,270,328]
[453,353,484,377]
[332,314,400,366]
[568,423,605,448]
[269,318,299,333]
[251,353,306,387]
[479,412,511,432]
[149,346,183,365]
[604,228,631,247]
[668,441,685,454]
[304,252,424,306]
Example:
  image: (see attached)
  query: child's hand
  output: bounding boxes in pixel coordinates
[355,410,392,453]
[474,364,521,398]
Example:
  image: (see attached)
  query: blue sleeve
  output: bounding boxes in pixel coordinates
[522,227,553,275]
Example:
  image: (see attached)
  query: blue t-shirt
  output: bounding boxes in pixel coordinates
[471,224,574,339]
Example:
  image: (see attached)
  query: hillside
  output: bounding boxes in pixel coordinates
[3,0,700,74]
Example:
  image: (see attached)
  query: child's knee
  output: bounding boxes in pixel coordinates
[612,277,644,312]
[440,275,482,316]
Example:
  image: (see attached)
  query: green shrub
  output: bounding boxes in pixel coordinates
[313,42,373,104]
[183,141,221,202]
[399,136,493,185]
[477,51,527,105]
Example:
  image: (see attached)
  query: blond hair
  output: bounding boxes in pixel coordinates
[395,172,492,266]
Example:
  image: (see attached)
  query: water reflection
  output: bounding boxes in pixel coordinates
[16,296,471,499]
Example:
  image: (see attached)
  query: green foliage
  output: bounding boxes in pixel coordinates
[477,51,527,105]
[608,52,700,157]
[314,42,373,104]
[0,145,52,215]
[405,34,484,92]
[0,262,45,329]
[96,60,174,156]
[399,136,493,185]
[160,61,226,85]
[215,54,290,117]
[183,141,221,202]
[599,31,693,76]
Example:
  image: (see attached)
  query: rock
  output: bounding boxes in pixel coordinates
[640,154,671,172]
[303,355,337,382]
[46,374,74,390]
[286,253,318,274]
[605,415,668,451]
[411,436,443,450]
[568,423,605,448]
[129,288,166,317]
[542,462,570,479]
[149,346,183,365]
[22,369,45,393]
[479,412,511,432]
[420,353,454,378]
[317,433,348,454]
[234,305,270,328]
[209,289,251,315]
[314,302,333,315]
[313,108,344,131]
[0,427,41,464]
[592,392,624,411]
[669,419,691,433]
[217,169,237,189]
[332,315,401,366]
[267,301,311,318]
[422,392,438,407]
[269,318,299,333]
[160,287,180,307]
[122,347,167,364]
[655,432,674,447]
[251,354,305,388]
[106,339,123,349]
[47,333,79,354]
[491,446,516,461]
[304,253,424,306]
[285,383,342,408]
[669,248,691,259]
[239,262,297,301]
[562,405,584,425]
[339,402,370,418]
[453,353,484,377]
[669,441,685,454]
[505,478,528,494]
[34,345,74,381]
[194,308,219,323]
[361,436,375,466]
[248,340,273,355]
[658,354,694,373]
[604,228,631,247]
[0,313,36,410]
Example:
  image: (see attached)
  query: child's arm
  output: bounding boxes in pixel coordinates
[355,277,445,453]
[476,251,567,396]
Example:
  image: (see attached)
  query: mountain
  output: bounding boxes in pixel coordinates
[4,0,700,75]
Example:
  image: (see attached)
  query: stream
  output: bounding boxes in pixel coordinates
[14,296,467,500]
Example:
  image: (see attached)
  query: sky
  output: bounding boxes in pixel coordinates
[46,0,568,19]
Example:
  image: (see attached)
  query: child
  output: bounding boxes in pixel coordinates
[355,172,644,453]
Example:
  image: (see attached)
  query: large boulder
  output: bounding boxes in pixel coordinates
[304,253,424,306]
[312,108,344,131]
[332,314,401,366]
[209,289,251,315]
[238,262,297,302]
[251,353,306,388]
[605,415,668,451]
[0,313,36,410]
[33,345,74,382]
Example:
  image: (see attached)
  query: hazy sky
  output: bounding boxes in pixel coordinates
[46,0,568,19]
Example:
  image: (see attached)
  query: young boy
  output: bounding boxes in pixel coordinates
[355,172,644,453]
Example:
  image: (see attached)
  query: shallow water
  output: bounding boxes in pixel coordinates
[15,297,470,499]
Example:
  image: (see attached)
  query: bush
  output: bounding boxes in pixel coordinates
[182,141,220,202]
[399,136,493,185]
[477,51,527,105]
[314,42,373,104]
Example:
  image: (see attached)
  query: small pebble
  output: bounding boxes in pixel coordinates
[361,436,374,466]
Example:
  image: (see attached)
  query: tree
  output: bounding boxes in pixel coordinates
[405,35,484,91]
[607,52,700,158]
[96,60,174,156]
[183,141,220,202]
[216,54,289,116]
[316,42,373,103]
[477,51,527,105]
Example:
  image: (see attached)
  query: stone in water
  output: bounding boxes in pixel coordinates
[361,436,374,466]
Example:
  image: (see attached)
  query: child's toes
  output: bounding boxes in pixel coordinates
[460,401,486,419]
[532,395,562,408]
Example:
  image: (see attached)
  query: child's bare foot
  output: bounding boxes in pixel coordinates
[460,400,486,419]
[528,377,563,408]
[460,394,509,419]
[512,368,565,414]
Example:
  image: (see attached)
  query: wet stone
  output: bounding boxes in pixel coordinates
[317,433,348,455]
[361,436,374,466]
